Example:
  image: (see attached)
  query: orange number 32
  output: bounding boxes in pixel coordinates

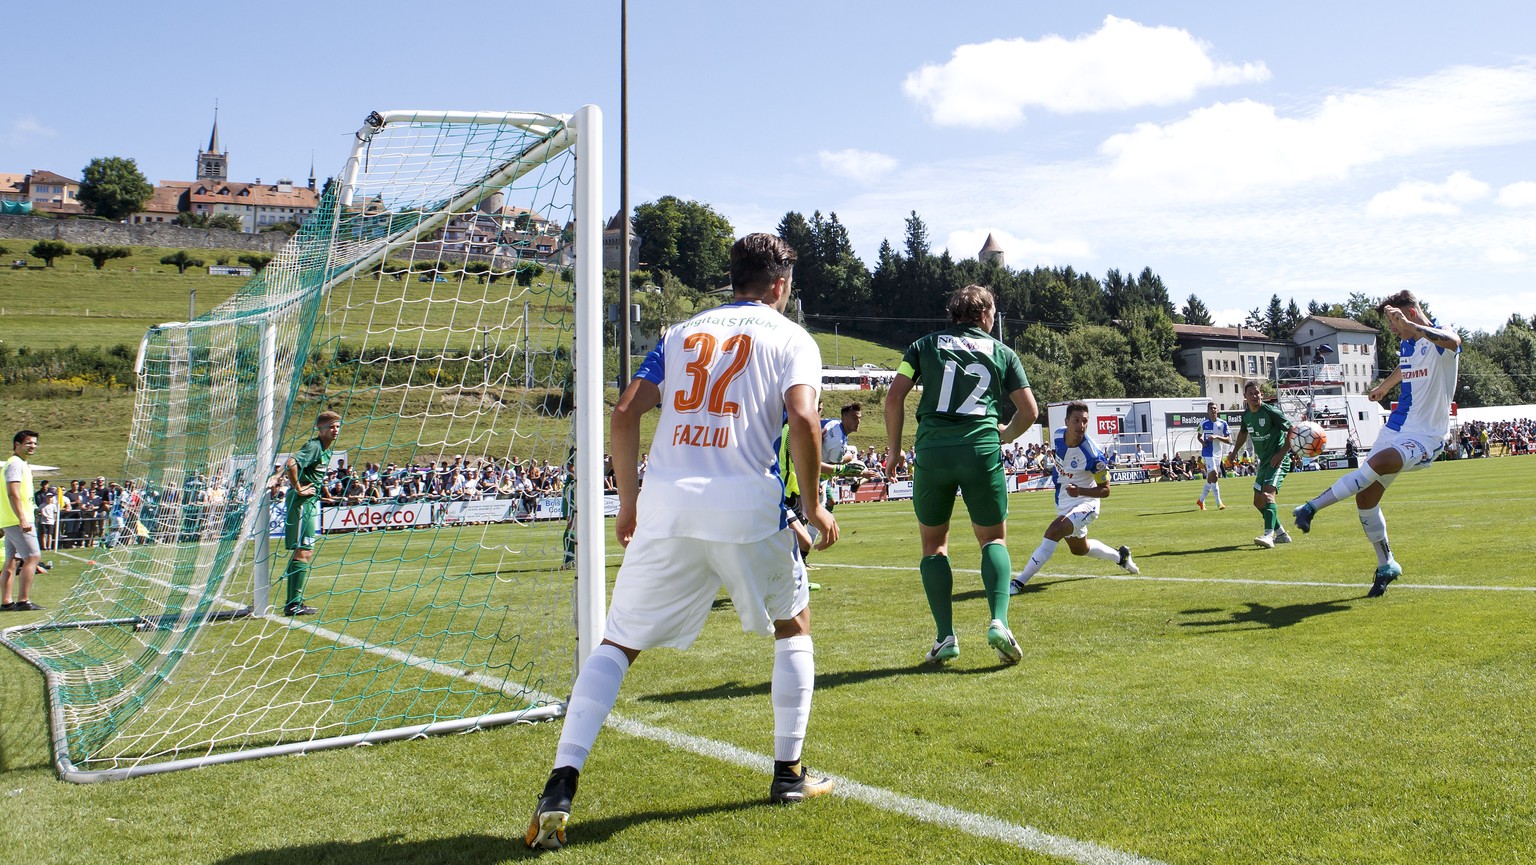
[672,333,753,416]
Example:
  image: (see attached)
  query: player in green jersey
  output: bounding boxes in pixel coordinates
[1226,381,1296,549]
[266,410,342,615]
[885,285,1038,666]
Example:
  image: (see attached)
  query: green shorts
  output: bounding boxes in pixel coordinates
[1253,455,1291,493]
[284,496,320,551]
[911,443,1008,528]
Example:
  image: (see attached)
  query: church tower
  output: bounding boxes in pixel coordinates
[979,233,1004,268]
[197,107,228,183]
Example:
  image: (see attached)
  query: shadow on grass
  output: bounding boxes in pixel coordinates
[1179,597,1357,631]
[1139,545,1247,557]
[952,575,1093,603]
[640,660,1001,704]
[214,802,763,864]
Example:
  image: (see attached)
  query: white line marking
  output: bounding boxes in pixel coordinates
[610,716,1168,865]
[825,562,1536,592]
[50,551,1168,863]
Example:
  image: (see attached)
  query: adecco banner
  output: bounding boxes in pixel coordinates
[444,499,514,523]
[1109,468,1151,484]
[322,501,433,532]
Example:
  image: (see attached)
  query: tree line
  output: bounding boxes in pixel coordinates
[628,198,1536,410]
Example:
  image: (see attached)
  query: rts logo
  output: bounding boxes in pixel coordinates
[1096,416,1120,435]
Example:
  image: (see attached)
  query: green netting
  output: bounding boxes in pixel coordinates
[3,110,600,780]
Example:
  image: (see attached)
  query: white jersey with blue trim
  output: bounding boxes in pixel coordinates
[1385,325,1459,440]
[820,418,848,466]
[1199,418,1230,460]
[632,300,822,543]
[1051,428,1109,510]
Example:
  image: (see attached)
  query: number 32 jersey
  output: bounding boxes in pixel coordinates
[633,300,822,543]
[898,326,1029,450]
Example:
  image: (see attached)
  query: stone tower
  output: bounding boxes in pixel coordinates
[197,108,228,183]
[979,233,1004,268]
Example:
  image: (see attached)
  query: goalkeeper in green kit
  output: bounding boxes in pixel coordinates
[1226,381,1296,549]
[267,410,342,616]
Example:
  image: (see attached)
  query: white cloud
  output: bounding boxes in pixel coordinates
[1485,245,1528,264]
[817,149,898,184]
[3,116,56,146]
[1101,65,1536,199]
[1496,181,1536,207]
[945,228,1092,267]
[1366,171,1490,218]
[903,15,1268,129]
[1209,308,1256,329]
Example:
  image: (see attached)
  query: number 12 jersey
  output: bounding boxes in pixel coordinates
[898,326,1029,450]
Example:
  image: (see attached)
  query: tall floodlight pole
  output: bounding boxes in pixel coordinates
[618,0,632,387]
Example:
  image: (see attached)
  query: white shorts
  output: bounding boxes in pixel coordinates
[3,525,42,561]
[603,527,809,651]
[1055,500,1101,540]
[1371,428,1444,473]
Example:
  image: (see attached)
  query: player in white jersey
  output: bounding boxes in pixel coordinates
[1196,402,1231,511]
[526,234,840,850]
[1293,291,1460,597]
[1010,402,1139,594]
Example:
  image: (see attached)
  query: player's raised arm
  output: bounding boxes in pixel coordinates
[610,377,661,548]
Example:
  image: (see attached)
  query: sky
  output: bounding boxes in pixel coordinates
[7,1,1536,332]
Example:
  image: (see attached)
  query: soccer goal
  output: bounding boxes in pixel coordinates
[1,107,607,782]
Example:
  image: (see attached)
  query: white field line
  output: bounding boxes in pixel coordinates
[825,562,1536,592]
[49,552,1168,864]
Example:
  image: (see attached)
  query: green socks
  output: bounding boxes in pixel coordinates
[979,541,1011,623]
[919,555,954,641]
[283,558,310,607]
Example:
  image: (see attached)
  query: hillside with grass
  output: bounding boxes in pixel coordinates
[0,249,915,477]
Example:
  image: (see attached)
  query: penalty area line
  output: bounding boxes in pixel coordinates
[609,715,1168,865]
[53,550,1162,861]
[825,562,1536,592]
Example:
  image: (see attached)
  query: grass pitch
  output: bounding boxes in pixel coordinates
[2,456,1534,864]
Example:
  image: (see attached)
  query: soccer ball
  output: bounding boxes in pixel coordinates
[1292,421,1326,459]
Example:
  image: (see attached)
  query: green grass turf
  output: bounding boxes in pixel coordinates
[0,245,253,348]
[3,456,1533,863]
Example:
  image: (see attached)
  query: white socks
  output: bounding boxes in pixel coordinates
[1018,538,1059,582]
[1083,539,1120,562]
[1358,506,1393,566]
[1312,463,1390,511]
[554,643,631,772]
[772,635,815,763]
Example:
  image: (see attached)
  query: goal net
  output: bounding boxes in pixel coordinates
[2,107,606,781]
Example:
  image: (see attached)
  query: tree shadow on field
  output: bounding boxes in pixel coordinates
[1139,544,1247,557]
[1179,597,1356,631]
[215,803,762,865]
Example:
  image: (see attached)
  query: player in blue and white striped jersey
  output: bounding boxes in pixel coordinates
[1196,402,1231,511]
[1293,290,1460,597]
[1010,401,1139,594]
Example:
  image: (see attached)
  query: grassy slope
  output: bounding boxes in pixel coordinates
[2,458,1533,864]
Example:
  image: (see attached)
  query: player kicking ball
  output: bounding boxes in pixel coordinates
[1293,291,1459,597]
[1226,381,1296,549]
[1196,401,1231,511]
[1010,401,1138,595]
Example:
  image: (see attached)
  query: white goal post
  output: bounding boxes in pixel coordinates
[2,106,607,782]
